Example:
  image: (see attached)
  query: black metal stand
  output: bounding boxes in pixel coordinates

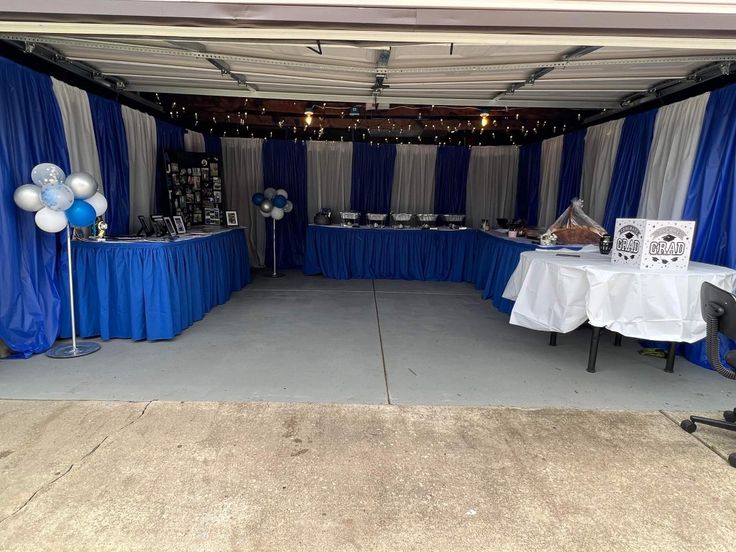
[614,333,623,347]
[587,326,602,373]
[665,341,677,373]
[681,411,736,468]
[549,332,557,346]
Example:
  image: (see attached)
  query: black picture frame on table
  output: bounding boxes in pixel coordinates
[173,215,187,234]
[137,215,154,237]
[225,211,238,227]
[150,215,167,237]
[163,217,177,237]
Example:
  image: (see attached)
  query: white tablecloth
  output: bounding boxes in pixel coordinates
[502,251,736,342]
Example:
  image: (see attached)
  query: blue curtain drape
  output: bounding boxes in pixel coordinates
[678,84,736,368]
[433,145,470,214]
[602,110,657,231]
[556,128,587,214]
[0,58,71,356]
[516,142,541,226]
[88,93,129,236]
[350,143,396,216]
[155,119,184,215]
[204,134,222,155]
[263,139,308,268]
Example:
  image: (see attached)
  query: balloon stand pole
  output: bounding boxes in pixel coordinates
[266,216,284,278]
[46,227,101,359]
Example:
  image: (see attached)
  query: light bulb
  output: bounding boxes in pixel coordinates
[481,116,488,128]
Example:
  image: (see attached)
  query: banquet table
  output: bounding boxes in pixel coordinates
[303,224,477,281]
[60,227,251,341]
[502,250,736,371]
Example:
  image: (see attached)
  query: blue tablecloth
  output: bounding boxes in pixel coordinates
[304,225,477,281]
[60,229,251,341]
[471,231,538,314]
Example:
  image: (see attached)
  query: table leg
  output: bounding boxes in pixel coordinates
[665,342,677,373]
[587,326,602,373]
[614,333,623,347]
[549,332,558,347]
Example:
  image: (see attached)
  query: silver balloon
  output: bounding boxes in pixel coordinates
[14,184,44,212]
[31,163,66,187]
[275,188,288,200]
[259,198,273,213]
[263,187,276,199]
[283,200,293,213]
[65,172,98,199]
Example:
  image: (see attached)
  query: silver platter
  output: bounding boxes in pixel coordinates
[46,342,101,359]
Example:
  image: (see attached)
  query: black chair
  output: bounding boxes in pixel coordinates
[680,282,736,467]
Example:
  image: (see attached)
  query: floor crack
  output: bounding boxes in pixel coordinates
[0,400,155,526]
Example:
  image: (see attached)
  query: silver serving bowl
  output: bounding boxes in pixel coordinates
[340,211,360,224]
[392,213,413,223]
[417,214,438,223]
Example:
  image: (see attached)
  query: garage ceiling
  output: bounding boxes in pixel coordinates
[2,1,736,143]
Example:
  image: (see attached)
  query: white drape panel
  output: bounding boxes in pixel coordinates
[51,78,103,192]
[307,140,353,217]
[184,130,205,153]
[537,135,564,228]
[466,145,519,228]
[390,144,437,213]
[580,118,624,224]
[121,105,157,233]
[637,92,709,220]
[221,137,266,266]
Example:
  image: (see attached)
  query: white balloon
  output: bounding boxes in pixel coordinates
[85,192,108,216]
[14,184,44,212]
[275,188,288,200]
[34,207,68,233]
[259,210,271,218]
[31,163,66,187]
[65,172,98,199]
[283,200,293,213]
[271,207,285,220]
[263,187,276,199]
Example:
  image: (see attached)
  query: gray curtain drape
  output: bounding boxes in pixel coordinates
[466,145,519,228]
[637,92,710,220]
[121,105,157,233]
[221,137,266,266]
[306,140,353,218]
[580,119,624,224]
[184,130,206,153]
[537,135,564,228]
[391,144,437,213]
[51,77,103,192]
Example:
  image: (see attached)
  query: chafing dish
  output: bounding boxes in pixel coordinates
[339,211,360,226]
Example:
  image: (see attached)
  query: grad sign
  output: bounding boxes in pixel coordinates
[611,218,646,267]
[640,221,695,271]
[612,218,695,271]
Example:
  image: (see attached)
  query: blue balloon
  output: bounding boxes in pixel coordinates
[252,192,265,206]
[65,199,96,228]
[272,195,287,208]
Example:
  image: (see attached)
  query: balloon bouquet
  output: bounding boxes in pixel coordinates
[14,163,108,359]
[252,187,293,278]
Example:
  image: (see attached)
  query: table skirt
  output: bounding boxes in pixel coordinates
[60,229,251,341]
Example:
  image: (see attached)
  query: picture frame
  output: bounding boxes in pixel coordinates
[173,215,187,234]
[150,215,166,237]
[163,216,178,237]
[137,215,154,237]
[225,211,239,227]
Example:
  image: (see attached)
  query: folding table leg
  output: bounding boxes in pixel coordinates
[587,326,602,373]
[614,333,623,347]
[549,332,558,346]
[665,342,677,373]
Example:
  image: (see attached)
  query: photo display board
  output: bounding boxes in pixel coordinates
[164,151,224,227]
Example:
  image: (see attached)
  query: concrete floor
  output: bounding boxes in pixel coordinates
[1,400,736,551]
[0,270,733,411]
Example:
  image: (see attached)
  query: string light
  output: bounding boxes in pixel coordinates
[304,106,314,126]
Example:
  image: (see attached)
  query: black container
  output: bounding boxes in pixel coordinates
[599,234,613,254]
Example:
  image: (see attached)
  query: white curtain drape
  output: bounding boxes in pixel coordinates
[466,145,519,228]
[537,135,564,228]
[184,130,206,153]
[580,118,624,224]
[390,144,437,213]
[221,137,266,266]
[121,105,157,233]
[51,78,103,192]
[307,140,353,218]
[637,92,710,220]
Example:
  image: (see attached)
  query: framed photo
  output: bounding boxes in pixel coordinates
[151,215,166,236]
[163,217,177,237]
[137,215,154,237]
[225,211,238,227]
[173,215,187,234]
